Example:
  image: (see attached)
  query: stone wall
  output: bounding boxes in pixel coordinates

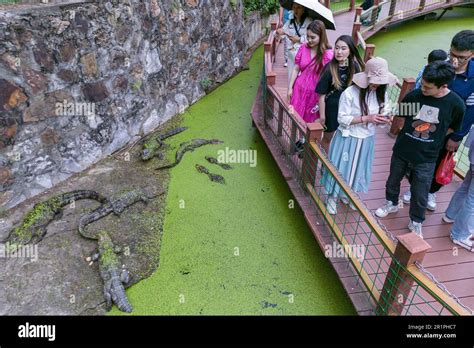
[0,0,268,209]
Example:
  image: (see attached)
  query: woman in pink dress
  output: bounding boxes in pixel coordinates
[288,20,333,123]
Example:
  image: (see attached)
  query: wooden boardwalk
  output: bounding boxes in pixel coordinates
[255,6,474,314]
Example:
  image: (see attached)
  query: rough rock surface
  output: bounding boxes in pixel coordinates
[0,0,266,209]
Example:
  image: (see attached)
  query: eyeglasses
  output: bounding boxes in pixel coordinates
[448,51,472,63]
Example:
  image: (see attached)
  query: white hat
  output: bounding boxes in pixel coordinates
[352,57,398,88]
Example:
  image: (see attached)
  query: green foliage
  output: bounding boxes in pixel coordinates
[243,0,280,17]
[230,0,238,10]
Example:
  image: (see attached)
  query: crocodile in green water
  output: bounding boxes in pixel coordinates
[195,164,226,184]
[141,127,188,161]
[205,156,233,170]
[155,139,223,170]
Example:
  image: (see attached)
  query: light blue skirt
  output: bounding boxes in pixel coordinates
[321,129,375,197]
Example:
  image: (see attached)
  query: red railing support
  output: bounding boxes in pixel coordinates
[364,44,376,62]
[388,77,416,137]
[324,0,331,9]
[355,6,363,21]
[350,0,356,11]
[302,122,324,187]
[352,21,361,44]
[376,233,431,315]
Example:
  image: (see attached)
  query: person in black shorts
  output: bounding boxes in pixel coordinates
[316,35,365,153]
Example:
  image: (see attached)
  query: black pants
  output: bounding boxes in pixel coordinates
[386,154,436,223]
[406,135,451,193]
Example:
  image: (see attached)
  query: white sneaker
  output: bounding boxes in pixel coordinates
[402,190,411,204]
[450,235,474,252]
[427,193,437,211]
[283,62,288,67]
[375,201,399,218]
[408,219,423,239]
[327,197,337,215]
[442,214,455,224]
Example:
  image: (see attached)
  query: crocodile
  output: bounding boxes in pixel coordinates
[4,190,109,245]
[156,138,224,170]
[205,156,233,170]
[141,127,188,161]
[195,164,226,184]
[91,230,133,313]
[79,187,165,239]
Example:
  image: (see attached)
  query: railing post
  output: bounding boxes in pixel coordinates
[277,104,284,137]
[370,0,380,25]
[264,89,274,128]
[388,77,416,138]
[364,44,376,62]
[354,6,363,22]
[350,0,356,11]
[388,0,397,19]
[376,233,431,315]
[419,0,426,11]
[302,123,324,188]
[324,0,331,9]
[352,21,361,44]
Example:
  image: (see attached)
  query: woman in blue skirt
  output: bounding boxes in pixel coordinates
[322,57,398,214]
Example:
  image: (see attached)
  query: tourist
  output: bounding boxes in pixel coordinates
[276,3,312,80]
[443,126,474,252]
[288,20,333,124]
[403,30,473,211]
[278,6,291,67]
[414,49,448,89]
[322,57,394,215]
[316,35,365,153]
[359,0,381,26]
[375,61,465,238]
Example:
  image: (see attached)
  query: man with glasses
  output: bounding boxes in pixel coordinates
[403,30,474,211]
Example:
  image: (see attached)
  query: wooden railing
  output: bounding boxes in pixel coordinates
[352,0,474,36]
[260,24,472,315]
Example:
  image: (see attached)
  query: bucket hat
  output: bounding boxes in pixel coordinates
[352,57,398,88]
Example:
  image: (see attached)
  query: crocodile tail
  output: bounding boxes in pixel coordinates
[62,190,109,205]
[112,282,133,313]
[78,215,98,240]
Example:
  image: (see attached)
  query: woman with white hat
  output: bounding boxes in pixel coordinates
[321,57,398,214]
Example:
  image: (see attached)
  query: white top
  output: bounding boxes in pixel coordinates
[337,85,390,139]
[282,16,313,52]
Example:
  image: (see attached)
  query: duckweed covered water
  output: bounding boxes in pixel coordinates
[111,46,356,315]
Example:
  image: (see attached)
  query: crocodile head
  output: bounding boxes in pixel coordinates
[141,148,154,161]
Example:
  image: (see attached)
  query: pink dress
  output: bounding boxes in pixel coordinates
[291,45,334,123]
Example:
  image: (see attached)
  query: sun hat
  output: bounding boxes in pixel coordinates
[352,57,398,88]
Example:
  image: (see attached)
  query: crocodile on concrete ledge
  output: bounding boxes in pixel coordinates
[91,230,133,313]
[78,187,165,239]
[3,190,109,246]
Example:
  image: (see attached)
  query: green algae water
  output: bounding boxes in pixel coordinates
[367,7,474,78]
[110,45,356,315]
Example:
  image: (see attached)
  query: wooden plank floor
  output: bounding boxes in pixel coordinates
[268,11,474,313]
